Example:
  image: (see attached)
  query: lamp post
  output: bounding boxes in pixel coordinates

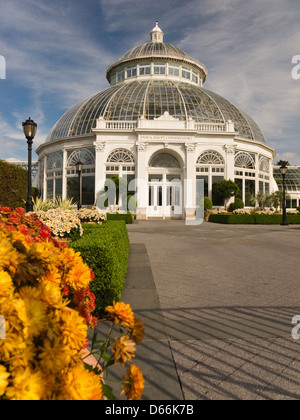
[280,165,289,226]
[76,161,83,210]
[22,118,37,213]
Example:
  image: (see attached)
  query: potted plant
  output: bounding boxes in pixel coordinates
[203,197,213,221]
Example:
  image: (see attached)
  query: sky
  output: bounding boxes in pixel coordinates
[0,0,299,163]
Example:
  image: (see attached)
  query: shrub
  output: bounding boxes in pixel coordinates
[0,161,28,209]
[70,221,130,313]
[229,198,245,213]
[202,197,213,211]
[106,212,134,224]
[209,213,300,224]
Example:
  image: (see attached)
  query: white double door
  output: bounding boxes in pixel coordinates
[148,172,183,218]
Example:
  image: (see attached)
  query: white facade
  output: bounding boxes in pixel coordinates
[36,23,277,220]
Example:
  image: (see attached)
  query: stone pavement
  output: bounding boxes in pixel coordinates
[122,221,300,400]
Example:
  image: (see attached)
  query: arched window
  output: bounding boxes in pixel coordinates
[67,149,95,167]
[66,148,95,205]
[46,153,63,200]
[235,152,255,169]
[234,151,256,206]
[258,156,270,195]
[150,153,181,168]
[259,157,270,173]
[107,148,135,164]
[196,150,225,205]
[197,150,225,166]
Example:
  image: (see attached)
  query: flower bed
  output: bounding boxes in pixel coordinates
[0,208,144,400]
[34,208,83,240]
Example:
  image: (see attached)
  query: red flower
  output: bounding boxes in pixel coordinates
[0,206,11,213]
[14,208,26,215]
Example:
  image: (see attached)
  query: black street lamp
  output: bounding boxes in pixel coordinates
[76,161,83,210]
[22,118,37,213]
[280,165,289,226]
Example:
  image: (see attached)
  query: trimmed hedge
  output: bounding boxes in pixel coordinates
[70,221,129,314]
[0,160,28,208]
[209,214,300,224]
[106,212,134,224]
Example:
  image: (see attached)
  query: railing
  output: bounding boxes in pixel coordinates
[104,121,138,130]
[96,118,233,132]
[194,123,226,132]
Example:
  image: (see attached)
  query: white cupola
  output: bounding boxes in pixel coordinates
[150,21,164,43]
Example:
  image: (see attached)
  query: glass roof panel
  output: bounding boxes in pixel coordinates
[273,167,300,192]
[46,80,266,145]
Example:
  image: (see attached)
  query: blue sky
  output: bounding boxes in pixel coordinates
[0,0,299,163]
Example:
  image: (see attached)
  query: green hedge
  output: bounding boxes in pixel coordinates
[70,221,129,314]
[106,212,134,224]
[209,214,300,224]
[0,160,28,209]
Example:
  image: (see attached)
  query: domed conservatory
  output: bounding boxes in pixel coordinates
[36,22,277,220]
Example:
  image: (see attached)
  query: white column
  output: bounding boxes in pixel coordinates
[185,143,197,219]
[94,141,106,203]
[224,145,236,208]
[43,155,47,201]
[62,149,67,200]
[136,142,148,220]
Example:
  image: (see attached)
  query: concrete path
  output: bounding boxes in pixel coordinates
[124,221,300,400]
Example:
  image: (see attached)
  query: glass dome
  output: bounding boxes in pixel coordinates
[46,80,266,144]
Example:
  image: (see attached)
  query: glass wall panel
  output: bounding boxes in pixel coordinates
[235,178,243,200]
[245,179,255,206]
[82,176,95,205]
[212,176,224,206]
[67,178,79,203]
[55,178,63,199]
[47,180,53,200]
[197,175,208,198]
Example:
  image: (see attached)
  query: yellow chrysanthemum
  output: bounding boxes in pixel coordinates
[106,301,135,329]
[60,308,87,353]
[64,262,91,291]
[39,337,71,374]
[60,248,83,270]
[38,269,65,308]
[5,367,46,400]
[0,365,10,397]
[112,335,136,367]
[62,365,103,401]
[0,233,20,276]
[121,364,144,400]
[0,270,14,301]
[18,287,47,337]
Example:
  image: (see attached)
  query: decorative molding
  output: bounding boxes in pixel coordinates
[224,144,237,155]
[136,142,148,152]
[95,142,106,152]
[185,143,197,152]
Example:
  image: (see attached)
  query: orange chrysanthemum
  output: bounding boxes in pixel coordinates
[121,364,144,400]
[112,335,136,367]
[130,316,145,345]
[62,365,103,401]
[106,301,134,329]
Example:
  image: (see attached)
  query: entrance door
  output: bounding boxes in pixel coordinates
[148,173,182,219]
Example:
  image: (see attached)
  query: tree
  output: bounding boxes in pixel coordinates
[276,160,291,167]
[213,179,239,210]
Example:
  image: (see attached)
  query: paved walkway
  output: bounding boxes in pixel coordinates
[122,221,300,400]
